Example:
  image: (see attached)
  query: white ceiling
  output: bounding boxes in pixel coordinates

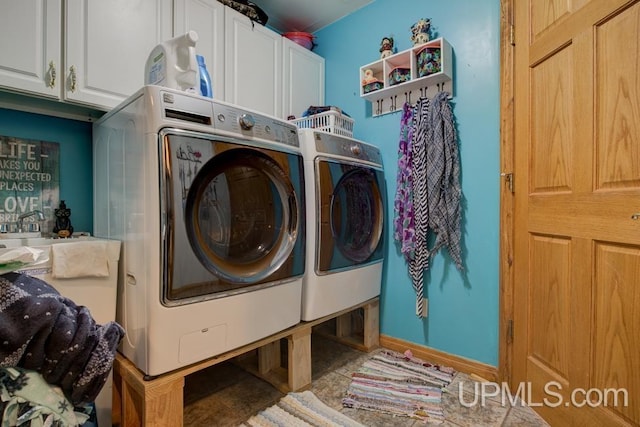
[250,0,374,34]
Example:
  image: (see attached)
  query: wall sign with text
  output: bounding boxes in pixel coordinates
[0,135,60,233]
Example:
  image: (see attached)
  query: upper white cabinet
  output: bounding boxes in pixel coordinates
[224,7,282,117]
[65,0,173,110]
[282,37,324,119]
[174,0,225,100]
[0,1,62,98]
[1,0,324,118]
[0,0,172,112]
[176,0,324,119]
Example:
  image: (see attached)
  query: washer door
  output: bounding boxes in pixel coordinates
[185,148,298,283]
[316,160,385,273]
[162,130,304,305]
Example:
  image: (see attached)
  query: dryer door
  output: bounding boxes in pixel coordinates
[315,160,385,273]
[161,131,304,304]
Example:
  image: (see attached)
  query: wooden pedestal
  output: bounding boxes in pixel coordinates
[112,297,379,427]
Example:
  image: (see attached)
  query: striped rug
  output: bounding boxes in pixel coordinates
[241,390,364,427]
[342,350,456,424]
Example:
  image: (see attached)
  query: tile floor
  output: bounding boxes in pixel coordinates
[183,333,550,426]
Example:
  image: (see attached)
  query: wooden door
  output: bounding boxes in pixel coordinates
[512,0,640,425]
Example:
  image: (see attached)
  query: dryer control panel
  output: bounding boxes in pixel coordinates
[159,89,299,148]
[213,104,300,148]
[313,131,382,165]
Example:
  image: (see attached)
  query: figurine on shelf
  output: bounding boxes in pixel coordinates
[411,18,431,46]
[53,200,73,238]
[362,69,377,85]
[379,36,394,58]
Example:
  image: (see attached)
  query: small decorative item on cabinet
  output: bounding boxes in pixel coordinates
[388,67,410,86]
[416,46,441,77]
[379,36,394,58]
[362,68,383,93]
[410,18,431,46]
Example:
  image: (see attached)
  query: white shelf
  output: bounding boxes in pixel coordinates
[359,38,453,117]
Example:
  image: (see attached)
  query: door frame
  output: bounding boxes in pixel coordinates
[498,0,515,385]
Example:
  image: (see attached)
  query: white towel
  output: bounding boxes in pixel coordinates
[51,241,109,279]
[0,247,48,274]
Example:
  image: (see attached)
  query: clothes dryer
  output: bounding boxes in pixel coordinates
[93,86,305,376]
[298,129,385,321]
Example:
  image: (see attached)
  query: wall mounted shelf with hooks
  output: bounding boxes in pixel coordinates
[360,38,453,117]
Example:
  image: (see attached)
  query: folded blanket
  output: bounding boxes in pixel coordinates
[0,272,125,406]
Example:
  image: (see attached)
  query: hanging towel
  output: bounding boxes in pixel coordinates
[51,241,109,279]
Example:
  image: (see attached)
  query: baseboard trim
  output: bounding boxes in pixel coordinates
[380,335,499,382]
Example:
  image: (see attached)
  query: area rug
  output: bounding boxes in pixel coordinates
[342,349,456,424]
[241,390,364,427]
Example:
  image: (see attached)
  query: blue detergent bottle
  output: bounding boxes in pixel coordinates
[197,54,213,98]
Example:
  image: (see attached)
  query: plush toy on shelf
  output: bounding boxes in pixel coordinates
[411,18,431,46]
[362,69,377,85]
[379,36,394,58]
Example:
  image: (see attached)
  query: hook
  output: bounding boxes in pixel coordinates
[409,90,412,105]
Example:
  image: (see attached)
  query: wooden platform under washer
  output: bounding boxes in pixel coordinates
[112,297,380,427]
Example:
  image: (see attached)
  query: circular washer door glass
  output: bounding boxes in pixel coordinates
[185,148,299,283]
[330,168,383,263]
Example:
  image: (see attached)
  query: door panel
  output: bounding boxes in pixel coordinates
[513,0,640,425]
[593,243,640,423]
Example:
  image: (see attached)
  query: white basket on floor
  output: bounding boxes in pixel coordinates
[290,110,354,137]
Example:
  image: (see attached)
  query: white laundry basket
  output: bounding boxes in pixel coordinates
[290,110,354,137]
[18,237,121,427]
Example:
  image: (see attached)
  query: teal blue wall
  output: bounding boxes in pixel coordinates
[315,0,501,366]
[0,108,93,233]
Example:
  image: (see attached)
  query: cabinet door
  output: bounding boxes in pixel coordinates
[282,37,324,119]
[224,7,282,117]
[0,0,61,98]
[174,0,225,100]
[65,0,173,110]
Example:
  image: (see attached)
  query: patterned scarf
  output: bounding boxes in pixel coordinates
[394,92,463,318]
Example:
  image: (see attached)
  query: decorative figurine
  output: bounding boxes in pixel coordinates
[362,69,377,85]
[53,200,73,238]
[411,18,431,46]
[379,36,394,58]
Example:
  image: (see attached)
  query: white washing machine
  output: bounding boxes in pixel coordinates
[298,129,385,321]
[93,86,306,377]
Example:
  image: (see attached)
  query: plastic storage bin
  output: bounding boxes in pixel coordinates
[290,110,354,137]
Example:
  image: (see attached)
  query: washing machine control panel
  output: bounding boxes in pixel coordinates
[160,89,299,148]
[314,132,382,165]
[214,104,300,148]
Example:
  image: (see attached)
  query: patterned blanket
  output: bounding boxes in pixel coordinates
[0,272,124,406]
